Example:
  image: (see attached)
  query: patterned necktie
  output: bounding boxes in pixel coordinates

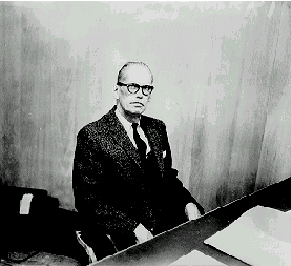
[132,123,147,161]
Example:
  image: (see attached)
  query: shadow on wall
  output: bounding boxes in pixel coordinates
[1,4,82,210]
[215,171,257,208]
[0,93,20,187]
[0,7,38,187]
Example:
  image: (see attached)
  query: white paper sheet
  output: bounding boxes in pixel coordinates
[204,206,291,266]
[169,250,227,266]
[240,206,291,243]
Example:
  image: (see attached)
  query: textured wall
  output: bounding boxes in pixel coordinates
[0,2,291,211]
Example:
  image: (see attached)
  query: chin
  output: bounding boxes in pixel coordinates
[127,107,144,115]
[130,109,143,115]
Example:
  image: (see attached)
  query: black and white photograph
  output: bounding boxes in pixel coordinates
[1,2,291,266]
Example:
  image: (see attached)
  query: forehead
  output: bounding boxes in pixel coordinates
[123,65,152,85]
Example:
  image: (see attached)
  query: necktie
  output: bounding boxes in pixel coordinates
[132,123,147,161]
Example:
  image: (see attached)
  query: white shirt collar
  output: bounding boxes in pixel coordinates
[115,108,140,132]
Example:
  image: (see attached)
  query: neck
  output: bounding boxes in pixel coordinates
[117,104,141,123]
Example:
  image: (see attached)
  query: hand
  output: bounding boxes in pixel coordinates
[185,203,201,221]
[133,224,153,244]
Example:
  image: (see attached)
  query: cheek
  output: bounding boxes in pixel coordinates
[144,97,151,105]
[119,91,129,102]
[120,89,126,97]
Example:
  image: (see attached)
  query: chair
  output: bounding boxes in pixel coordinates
[76,230,97,264]
[74,214,118,265]
[0,186,58,263]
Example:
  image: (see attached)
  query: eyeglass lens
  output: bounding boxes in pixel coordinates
[128,84,152,95]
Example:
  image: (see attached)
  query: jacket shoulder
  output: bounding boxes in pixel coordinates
[77,114,109,138]
[142,115,166,128]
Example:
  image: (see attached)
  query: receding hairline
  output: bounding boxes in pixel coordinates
[118,62,153,84]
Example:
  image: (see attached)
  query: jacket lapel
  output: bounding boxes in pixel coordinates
[104,106,144,170]
[141,118,164,175]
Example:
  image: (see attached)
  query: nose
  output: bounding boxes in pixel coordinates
[136,88,144,98]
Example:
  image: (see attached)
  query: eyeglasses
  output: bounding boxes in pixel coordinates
[117,82,154,96]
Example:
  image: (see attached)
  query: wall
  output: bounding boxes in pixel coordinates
[0,2,291,211]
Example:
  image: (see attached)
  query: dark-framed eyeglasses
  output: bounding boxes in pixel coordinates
[117,82,154,96]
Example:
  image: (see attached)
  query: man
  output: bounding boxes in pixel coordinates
[72,62,204,261]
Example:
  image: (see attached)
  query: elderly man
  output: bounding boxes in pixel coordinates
[72,62,204,261]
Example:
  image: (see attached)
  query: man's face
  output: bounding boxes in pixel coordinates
[115,65,152,115]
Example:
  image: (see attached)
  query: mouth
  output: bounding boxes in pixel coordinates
[131,102,144,106]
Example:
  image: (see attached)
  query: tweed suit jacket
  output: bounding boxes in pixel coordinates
[73,105,202,234]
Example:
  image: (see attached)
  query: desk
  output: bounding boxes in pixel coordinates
[93,177,291,266]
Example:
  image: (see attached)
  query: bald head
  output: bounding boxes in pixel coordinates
[114,61,153,119]
[118,62,153,85]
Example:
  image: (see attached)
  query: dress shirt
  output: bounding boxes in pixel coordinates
[116,109,151,155]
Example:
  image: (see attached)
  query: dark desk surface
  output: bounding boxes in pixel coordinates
[93,177,291,266]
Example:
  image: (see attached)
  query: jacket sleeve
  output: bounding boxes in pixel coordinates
[161,122,205,215]
[72,126,140,232]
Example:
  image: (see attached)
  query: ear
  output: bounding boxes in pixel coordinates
[113,85,119,100]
